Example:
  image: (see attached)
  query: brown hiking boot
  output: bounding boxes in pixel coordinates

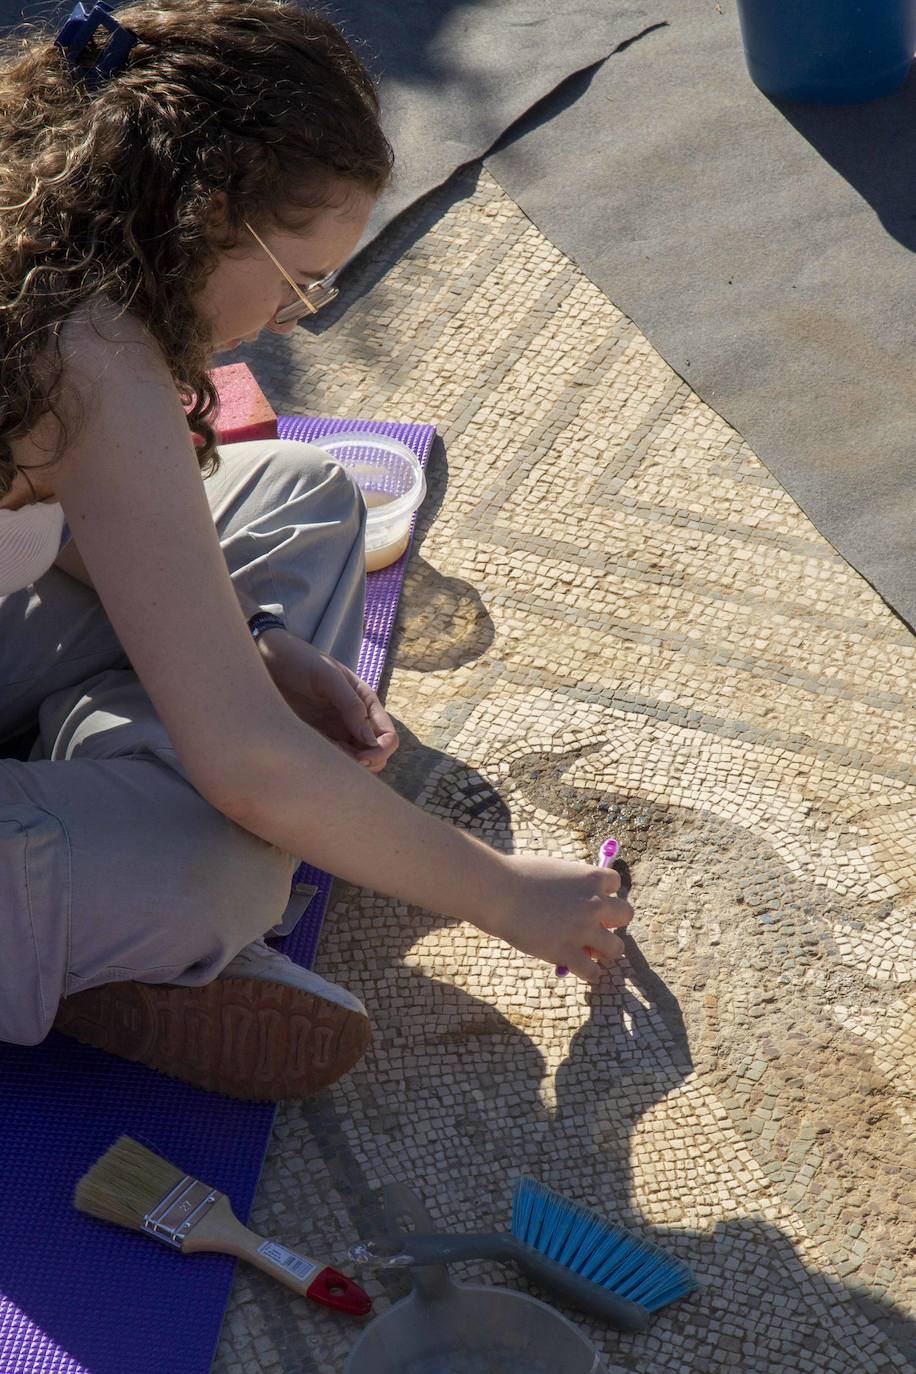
[53,939,371,1100]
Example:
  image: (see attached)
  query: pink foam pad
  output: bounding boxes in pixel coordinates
[208,363,277,443]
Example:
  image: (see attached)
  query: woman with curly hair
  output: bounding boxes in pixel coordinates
[0,0,632,1099]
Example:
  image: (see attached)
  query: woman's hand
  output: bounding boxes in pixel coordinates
[257,628,398,773]
[482,853,634,984]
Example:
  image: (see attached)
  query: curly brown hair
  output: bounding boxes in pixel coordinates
[0,0,393,494]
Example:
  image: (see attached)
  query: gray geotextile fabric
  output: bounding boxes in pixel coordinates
[324,0,657,242]
[0,0,646,188]
[484,3,916,630]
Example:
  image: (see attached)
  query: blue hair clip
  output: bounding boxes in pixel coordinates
[54,1,138,84]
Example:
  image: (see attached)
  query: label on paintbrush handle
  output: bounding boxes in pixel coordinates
[256,1239,317,1282]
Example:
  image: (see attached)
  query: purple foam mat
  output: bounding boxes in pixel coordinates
[0,414,436,1374]
[273,415,436,970]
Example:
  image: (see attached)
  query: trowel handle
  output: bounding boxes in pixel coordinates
[381,1183,451,1302]
[382,1181,437,1235]
[371,1232,652,1333]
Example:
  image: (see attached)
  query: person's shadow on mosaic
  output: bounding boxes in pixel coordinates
[550,943,914,1371]
[323,907,913,1371]
[323,737,915,1371]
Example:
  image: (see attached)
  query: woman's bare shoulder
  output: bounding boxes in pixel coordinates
[55,296,169,379]
[12,298,179,480]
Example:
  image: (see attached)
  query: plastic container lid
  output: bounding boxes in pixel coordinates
[311,431,427,568]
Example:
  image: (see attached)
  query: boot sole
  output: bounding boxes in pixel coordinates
[52,975,371,1101]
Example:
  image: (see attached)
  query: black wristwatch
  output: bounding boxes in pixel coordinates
[248,612,285,642]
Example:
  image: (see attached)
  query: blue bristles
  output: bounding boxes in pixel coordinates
[511,1176,697,1313]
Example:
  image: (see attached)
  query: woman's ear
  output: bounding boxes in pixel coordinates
[201,191,236,246]
[201,190,230,230]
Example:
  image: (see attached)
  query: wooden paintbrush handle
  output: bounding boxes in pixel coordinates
[182,1194,371,1315]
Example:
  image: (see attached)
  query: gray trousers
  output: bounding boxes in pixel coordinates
[0,441,367,1046]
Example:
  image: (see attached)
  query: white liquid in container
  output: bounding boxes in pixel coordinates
[363,489,411,572]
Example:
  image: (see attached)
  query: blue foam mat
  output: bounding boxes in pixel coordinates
[0,414,435,1374]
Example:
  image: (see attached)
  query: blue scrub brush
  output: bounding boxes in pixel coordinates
[356,1175,698,1332]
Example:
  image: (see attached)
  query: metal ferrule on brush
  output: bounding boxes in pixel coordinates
[143,1174,220,1249]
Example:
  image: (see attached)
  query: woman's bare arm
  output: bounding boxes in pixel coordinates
[40,303,628,979]
[40,305,508,914]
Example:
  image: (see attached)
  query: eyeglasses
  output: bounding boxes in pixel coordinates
[243,220,339,324]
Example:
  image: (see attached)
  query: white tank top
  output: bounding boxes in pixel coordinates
[0,500,68,595]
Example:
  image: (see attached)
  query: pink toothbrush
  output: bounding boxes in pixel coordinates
[556,836,620,977]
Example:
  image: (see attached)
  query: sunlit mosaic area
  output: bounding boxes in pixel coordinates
[215,167,915,1374]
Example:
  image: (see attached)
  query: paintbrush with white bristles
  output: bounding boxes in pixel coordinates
[74,1135,371,1315]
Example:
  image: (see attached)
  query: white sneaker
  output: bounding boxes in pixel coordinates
[217,937,368,1017]
[54,937,370,1101]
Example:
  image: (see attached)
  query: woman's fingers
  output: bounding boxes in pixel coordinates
[341,665,400,756]
[355,737,398,770]
[564,950,605,985]
[600,895,634,931]
[357,731,399,767]
[560,928,626,985]
[587,928,626,963]
[561,893,630,982]
[327,667,392,756]
[600,864,622,894]
[323,670,376,748]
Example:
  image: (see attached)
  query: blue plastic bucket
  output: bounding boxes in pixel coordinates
[736,0,916,104]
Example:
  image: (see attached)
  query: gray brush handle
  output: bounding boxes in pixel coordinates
[376,1232,652,1332]
[380,1183,451,1303]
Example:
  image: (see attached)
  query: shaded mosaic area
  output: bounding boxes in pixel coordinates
[214,167,915,1373]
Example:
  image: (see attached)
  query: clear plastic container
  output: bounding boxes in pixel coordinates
[312,431,427,573]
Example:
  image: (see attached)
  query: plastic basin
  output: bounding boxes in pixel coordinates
[344,1279,604,1374]
[312,431,427,572]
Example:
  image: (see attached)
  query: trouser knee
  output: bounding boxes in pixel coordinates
[55,766,299,1000]
[167,795,299,969]
[218,439,365,547]
[213,440,367,667]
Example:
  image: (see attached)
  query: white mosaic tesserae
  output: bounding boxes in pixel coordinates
[217,167,916,1374]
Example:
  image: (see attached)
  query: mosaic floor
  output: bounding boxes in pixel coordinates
[214,167,915,1373]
